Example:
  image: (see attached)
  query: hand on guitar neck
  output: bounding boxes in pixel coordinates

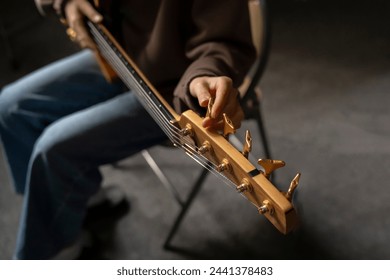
[63,0,103,50]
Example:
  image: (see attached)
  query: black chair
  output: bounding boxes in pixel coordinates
[141,0,273,249]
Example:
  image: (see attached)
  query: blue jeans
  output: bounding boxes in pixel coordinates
[0,50,167,259]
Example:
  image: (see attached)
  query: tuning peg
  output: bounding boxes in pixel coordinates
[222,113,236,138]
[258,159,285,178]
[242,130,252,158]
[285,173,301,201]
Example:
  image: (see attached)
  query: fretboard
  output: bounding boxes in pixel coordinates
[88,21,180,144]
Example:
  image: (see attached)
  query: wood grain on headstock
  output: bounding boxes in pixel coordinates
[179,111,298,234]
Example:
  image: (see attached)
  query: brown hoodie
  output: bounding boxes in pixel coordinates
[36,0,256,114]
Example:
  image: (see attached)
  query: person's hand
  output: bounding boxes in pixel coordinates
[189,76,244,130]
[64,0,103,49]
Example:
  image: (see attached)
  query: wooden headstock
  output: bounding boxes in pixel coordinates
[177,110,300,234]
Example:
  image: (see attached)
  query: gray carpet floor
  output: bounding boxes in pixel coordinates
[0,0,389,259]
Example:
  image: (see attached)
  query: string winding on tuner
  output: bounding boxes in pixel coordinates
[180,124,193,137]
[236,178,253,193]
[198,141,211,154]
[217,158,231,172]
[258,200,274,215]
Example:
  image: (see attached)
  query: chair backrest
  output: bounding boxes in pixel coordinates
[249,0,264,55]
[240,0,270,106]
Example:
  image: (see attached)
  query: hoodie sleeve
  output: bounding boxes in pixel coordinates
[173,0,256,114]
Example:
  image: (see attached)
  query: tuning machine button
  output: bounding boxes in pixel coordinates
[222,113,236,138]
[258,159,285,178]
[242,130,252,158]
[285,173,301,201]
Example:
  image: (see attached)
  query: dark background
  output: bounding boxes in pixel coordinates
[0,0,389,259]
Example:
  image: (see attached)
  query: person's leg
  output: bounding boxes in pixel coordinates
[0,49,124,194]
[15,89,167,259]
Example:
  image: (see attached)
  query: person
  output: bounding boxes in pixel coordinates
[0,0,256,259]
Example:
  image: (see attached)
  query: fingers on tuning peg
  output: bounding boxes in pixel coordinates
[205,97,235,138]
[258,159,286,178]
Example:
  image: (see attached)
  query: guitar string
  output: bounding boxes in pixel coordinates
[89,23,203,151]
[89,23,225,156]
[89,23,257,202]
[89,24,255,197]
[89,25,185,144]
[93,36,241,191]
[89,24,259,208]
[89,25,244,188]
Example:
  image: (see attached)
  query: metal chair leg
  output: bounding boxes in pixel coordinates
[142,150,184,206]
[163,167,209,249]
[141,150,210,249]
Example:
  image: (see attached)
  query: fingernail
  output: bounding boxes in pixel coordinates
[94,15,103,22]
[200,98,208,107]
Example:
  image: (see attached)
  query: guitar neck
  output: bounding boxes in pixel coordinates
[87,21,180,134]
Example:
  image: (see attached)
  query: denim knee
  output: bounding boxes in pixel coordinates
[31,122,103,200]
[0,84,20,129]
[32,124,69,163]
